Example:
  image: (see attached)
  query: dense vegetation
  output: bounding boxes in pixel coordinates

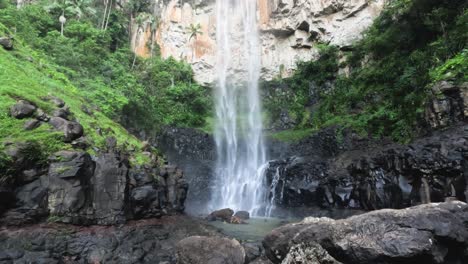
[0,0,211,172]
[0,0,210,133]
[265,0,467,142]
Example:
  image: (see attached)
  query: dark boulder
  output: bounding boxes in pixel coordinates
[263,201,468,264]
[176,236,245,264]
[48,117,84,142]
[0,36,13,50]
[23,119,41,131]
[10,100,36,119]
[208,208,234,222]
[52,108,70,120]
[234,210,250,220]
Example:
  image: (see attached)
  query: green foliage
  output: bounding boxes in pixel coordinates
[262,44,339,129]
[430,50,468,83]
[124,57,211,130]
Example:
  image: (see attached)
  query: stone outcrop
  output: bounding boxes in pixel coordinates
[176,236,246,264]
[263,201,468,264]
[0,148,188,226]
[264,125,467,213]
[132,0,386,84]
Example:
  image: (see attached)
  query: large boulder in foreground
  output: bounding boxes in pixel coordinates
[176,236,245,264]
[263,201,468,264]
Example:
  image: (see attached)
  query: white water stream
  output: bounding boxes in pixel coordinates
[210,0,269,216]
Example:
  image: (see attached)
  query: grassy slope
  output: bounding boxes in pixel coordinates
[0,23,148,164]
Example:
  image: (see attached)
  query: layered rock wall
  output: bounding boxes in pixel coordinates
[132,0,386,85]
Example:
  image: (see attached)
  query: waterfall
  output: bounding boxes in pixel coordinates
[210,0,268,216]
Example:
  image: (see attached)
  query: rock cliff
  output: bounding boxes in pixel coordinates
[131,0,386,85]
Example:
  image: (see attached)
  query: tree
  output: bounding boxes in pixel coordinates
[187,23,202,41]
[186,23,202,61]
[46,0,96,36]
[148,16,159,57]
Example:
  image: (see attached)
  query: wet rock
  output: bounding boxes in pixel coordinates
[48,117,84,142]
[176,236,245,264]
[208,208,234,222]
[234,210,250,220]
[23,119,41,130]
[0,36,13,50]
[10,100,36,119]
[263,201,468,264]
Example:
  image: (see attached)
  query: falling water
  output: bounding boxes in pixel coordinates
[210,0,268,216]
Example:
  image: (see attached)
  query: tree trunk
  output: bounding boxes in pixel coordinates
[104,0,113,31]
[101,0,108,30]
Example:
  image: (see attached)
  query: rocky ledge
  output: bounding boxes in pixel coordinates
[265,124,467,212]
[0,215,220,264]
[264,201,468,264]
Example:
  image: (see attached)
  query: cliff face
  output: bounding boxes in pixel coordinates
[131,0,386,85]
